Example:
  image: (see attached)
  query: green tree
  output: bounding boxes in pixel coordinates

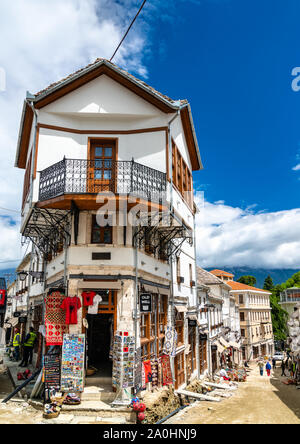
[237,275,257,286]
[263,275,274,291]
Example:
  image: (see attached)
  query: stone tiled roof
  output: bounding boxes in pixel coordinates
[34,58,187,107]
[197,266,224,286]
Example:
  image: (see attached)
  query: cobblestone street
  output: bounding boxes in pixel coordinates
[168,364,300,425]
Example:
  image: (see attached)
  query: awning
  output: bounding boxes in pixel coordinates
[187,314,197,321]
[77,281,121,290]
[216,342,225,353]
[4,317,19,328]
[158,287,170,297]
[175,305,188,313]
[229,341,241,349]
[219,337,230,348]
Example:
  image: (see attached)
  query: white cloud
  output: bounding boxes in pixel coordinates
[0,0,150,268]
[292,164,300,171]
[195,195,300,268]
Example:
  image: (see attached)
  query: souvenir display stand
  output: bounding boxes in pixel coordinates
[112,331,135,406]
[61,334,86,393]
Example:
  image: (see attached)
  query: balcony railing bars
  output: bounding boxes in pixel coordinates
[39,158,167,202]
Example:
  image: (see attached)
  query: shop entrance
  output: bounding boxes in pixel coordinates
[82,289,116,388]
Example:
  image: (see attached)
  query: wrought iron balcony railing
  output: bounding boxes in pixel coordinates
[39,158,167,202]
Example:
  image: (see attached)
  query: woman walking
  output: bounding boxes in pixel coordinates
[266,360,272,377]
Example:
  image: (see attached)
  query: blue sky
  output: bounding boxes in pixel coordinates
[0,0,300,269]
[143,0,300,213]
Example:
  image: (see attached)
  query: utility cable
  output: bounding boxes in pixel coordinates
[110,0,147,62]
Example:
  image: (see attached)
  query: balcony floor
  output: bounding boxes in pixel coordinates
[36,193,167,212]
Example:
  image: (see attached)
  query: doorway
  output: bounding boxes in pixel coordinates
[86,313,113,379]
[87,138,117,193]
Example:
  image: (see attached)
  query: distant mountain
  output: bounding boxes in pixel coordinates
[208,267,299,288]
[0,268,17,286]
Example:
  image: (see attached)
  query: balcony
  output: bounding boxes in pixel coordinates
[39,158,167,204]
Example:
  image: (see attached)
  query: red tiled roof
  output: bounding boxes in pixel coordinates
[209,269,234,277]
[227,281,271,293]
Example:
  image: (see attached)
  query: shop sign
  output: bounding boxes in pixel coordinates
[211,345,218,351]
[188,319,197,327]
[13,311,21,318]
[19,316,27,324]
[199,333,207,340]
[140,293,152,312]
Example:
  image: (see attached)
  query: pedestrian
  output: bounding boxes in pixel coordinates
[220,367,230,381]
[244,360,249,368]
[258,360,264,376]
[12,328,21,362]
[281,359,287,377]
[272,358,276,369]
[266,360,272,377]
[19,327,37,368]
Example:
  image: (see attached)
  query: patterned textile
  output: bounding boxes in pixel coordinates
[45,291,68,346]
[143,360,152,383]
[160,354,173,386]
[163,326,177,357]
[150,358,159,387]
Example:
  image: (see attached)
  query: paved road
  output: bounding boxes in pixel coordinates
[169,364,300,424]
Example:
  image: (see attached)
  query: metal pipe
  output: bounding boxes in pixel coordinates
[26,100,38,208]
[155,405,187,424]
[2,368,42,403]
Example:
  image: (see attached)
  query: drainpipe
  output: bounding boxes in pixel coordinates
[26,99,38,208]
[25,244,35,335]
[193,212,200,378]
[167,110,179,382]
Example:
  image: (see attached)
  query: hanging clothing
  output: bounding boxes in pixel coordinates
[87,294,103,315]
[0,289,5,306]
[143,360,152,383]
[150,358,159,387]
[81,291,96,307]
[160,354,173,386]
[60,296,81,325]
[45,291,68,346]
[162,326,177,357]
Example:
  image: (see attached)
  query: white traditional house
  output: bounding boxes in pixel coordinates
[15,59,203,393]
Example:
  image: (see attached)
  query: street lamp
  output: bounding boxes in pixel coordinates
[205,303,216,377]
[18,271,44,281]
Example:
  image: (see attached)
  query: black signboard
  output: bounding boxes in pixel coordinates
[199,333,208,341]
[188,319,197,327]
[19,316,27,324]
[14,311,21,318]
[211,345,218,351]
[140,293,152,313]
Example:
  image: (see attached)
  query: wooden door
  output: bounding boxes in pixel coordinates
[87,139,116,193]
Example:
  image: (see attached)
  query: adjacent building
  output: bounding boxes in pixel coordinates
[210,270,274,361]
[279,287,300,316]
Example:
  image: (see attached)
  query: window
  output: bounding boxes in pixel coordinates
[176,311,184,346]
[172,142,193,207]
[91,215,112,244]
[239,294,244,304]
[140,294,167,359]
[241,329,245,337]
[240,312,245,322]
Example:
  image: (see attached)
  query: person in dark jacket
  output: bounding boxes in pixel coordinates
[281,359,287,377]
[272,358,276,369]
[19,327,37,367]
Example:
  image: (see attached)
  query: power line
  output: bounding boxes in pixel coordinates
[0,259,21,264]
[110,0,147,62]
[0,207,20,214]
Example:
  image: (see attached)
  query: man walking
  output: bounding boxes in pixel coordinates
[258,360,264,376]
[266,360,272,377]
[13,328,21,362]
[281,359,287,377]
[19,327,37,368]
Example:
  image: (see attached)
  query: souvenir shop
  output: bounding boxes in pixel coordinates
[42,279,180,408]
